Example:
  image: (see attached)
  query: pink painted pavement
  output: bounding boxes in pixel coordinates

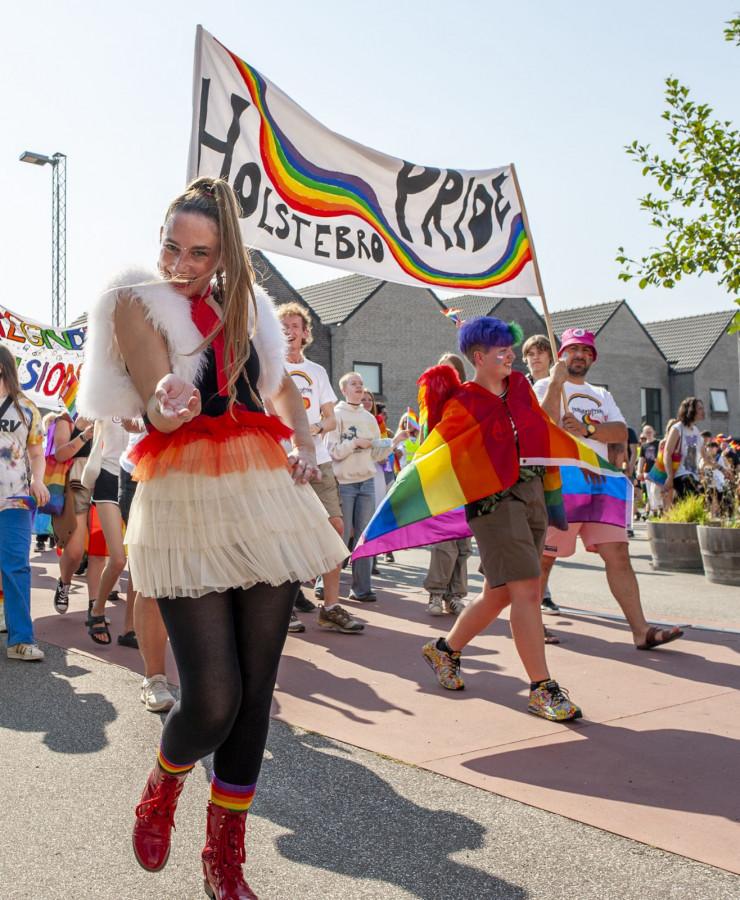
[28,544,740,875]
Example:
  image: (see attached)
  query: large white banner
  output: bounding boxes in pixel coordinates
[0,304,85,409]
[188,27,539,297]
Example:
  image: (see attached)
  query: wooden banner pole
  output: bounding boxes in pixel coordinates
[509,163,558,352]
[510,163,567,409]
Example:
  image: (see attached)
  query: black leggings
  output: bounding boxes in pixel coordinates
[157,582,295,785]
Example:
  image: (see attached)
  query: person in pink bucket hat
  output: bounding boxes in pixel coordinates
[532,328,684,652]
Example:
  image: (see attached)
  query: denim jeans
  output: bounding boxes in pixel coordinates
[339,477,376,597]
[0,507,34,646]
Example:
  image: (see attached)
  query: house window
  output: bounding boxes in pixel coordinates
[710,389,729,414]
[354,362,382,394]
[641,388,662,433]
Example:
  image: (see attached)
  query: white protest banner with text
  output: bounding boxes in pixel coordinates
[0,304,85,409]
[188,27,538,297]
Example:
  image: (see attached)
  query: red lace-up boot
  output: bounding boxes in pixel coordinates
[132,765,190,871]
[202,801,258,899]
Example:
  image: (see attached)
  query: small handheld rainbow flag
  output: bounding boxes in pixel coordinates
[442,308,463,326]
[59,373,79,421]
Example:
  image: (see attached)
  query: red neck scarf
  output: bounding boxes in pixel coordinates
[190,287,230,397]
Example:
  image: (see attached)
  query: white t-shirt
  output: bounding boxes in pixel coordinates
[100,418,130,476]
[533,378,625,456]
[285,357,337,466]
[670,423,703,478]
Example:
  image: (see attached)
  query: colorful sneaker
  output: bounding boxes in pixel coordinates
[427,594,445,616]
[7,643,45,661]
[528,680,582,721]
[288,612,306,633]
[141,675,175,713]
[445,595,466,615]
[53,578,70,614]
[317,604,365,633]
[422,640,464,690]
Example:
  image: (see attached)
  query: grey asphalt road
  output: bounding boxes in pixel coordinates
[1,640,738,900]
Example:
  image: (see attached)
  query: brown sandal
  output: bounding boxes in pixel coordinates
[636,625,684,651]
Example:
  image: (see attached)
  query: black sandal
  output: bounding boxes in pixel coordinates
[117,631,139,649]
[88,614,111,645]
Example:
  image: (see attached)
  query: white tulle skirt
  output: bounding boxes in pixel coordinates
[124,410,348,600]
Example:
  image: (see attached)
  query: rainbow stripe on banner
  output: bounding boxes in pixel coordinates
[216,39,533,292]
[353,373,630,559]
[59,372,79,421]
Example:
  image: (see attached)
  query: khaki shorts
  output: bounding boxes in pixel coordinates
[310,462,343,519]
[468,477,547,589]
[543,521,628,558]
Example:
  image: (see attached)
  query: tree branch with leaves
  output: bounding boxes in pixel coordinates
[617,16,740,330]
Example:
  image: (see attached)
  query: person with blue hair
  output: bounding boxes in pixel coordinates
[421,316,582,721]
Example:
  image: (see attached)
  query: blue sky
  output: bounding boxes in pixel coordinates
[2,1,738,327]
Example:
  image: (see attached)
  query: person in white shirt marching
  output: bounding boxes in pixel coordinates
[327,372,404,603]
[534,328,683,651]
[278,305,364,634]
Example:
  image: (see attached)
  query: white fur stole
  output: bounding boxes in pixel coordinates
[78,267,287,419]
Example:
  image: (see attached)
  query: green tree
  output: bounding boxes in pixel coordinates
[617,16,740,329]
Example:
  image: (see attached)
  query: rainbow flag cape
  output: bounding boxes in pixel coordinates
[59,373,79,421]
[353,372,630,559]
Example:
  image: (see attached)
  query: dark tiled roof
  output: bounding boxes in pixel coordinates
[550,301,623,336]
[436,294,501,320]
[645,309,736,373]
[299,273,383,325]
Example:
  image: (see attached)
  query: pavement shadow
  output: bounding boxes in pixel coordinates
[281,611,532,717]
[274,653,415,724]
[253,726,529,900]
[462,722,740,825]
[545,616,740,692]
[0,643,117,753]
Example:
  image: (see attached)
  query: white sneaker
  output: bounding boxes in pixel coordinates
[0,606,6,634]
[141,674,175,712]
[427,594,445,616]
[7,643,45,661]
[445,596,467,616]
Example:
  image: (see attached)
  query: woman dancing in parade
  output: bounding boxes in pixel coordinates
[78,177,347,899]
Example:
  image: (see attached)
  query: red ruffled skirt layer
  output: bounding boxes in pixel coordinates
[125,409,348,600]
[129,407,293,481]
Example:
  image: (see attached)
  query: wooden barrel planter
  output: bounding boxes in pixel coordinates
[697,526,740,585]
[646,521,704,572]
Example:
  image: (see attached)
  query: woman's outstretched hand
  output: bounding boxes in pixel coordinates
[154,374,201,421]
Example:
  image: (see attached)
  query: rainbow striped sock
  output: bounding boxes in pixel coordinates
[210,775,256,813]
[157,747,195,777]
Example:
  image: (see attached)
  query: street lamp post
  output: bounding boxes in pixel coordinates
[19,150,67,327]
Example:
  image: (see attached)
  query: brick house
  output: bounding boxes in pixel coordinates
[645,310,740,435]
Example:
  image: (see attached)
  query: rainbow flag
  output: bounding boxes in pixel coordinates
[442,308,463,326]
[645,449,679,487]
[59,373,79,421]
[353,373,630,559]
